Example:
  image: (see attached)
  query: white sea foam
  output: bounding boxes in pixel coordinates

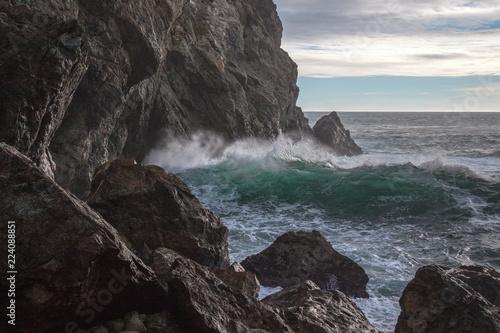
[145,132,497,181]
[144,132,227,170]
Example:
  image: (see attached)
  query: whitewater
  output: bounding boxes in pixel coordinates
[145,112,500,332]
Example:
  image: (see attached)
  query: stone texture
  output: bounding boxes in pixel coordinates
[151,248,293,333]
[46,0,312,198]
[0,2,88,178]
[105,319,125,333]
[0,0,362,199]
[211,262,260,298]
[313,111,362,156]
[123,311,147,333]
[263,281,381,333]
[144,311,179,333]
[87,159,230,269]
[89,326,109,333]
[0,143,167,333]
[241,230,369,298]
[453,265,500,307]
[395,265,500,333]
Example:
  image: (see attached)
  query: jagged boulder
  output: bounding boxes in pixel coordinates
[211,262,261,298]
[395,265,500,333]
[313,112,362,156]
[241,230,369,298]
[88,159,230,269]
[150,248,292,332]
[0,143,167,333]
[263,281,381,333]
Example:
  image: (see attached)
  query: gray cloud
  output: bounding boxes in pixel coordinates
[414,53,467,60]
[274,0,500,77]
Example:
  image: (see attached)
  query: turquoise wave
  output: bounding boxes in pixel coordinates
[175,154,499,333]
[179,158,499,223]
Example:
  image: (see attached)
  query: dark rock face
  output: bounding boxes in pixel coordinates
[87,310,179,333]
[0,143,167,333]
[453,265,500,307]
[263,281,381,333]
[0,1,362,198]
[87,159,230,269]
[0,3,88,178]
[313,112,362,156]
[241,230,369,298]
[151,248,292,333]
[395,265,500,333]
[211,262,260,298]
[48,0,183,198]
[13,0,311,198]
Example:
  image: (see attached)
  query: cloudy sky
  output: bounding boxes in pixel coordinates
[274,0,500,111]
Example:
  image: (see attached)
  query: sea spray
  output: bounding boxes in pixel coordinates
[146,112,500,332]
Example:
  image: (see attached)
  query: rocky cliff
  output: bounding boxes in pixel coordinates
[0,145,380,332]
[0,0,315,198]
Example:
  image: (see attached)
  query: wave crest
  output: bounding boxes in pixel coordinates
[144,132,494,181]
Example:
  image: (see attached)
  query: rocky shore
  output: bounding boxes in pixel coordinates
[0,145,381,332]
[1,0,499,332]
[2,144,500,332]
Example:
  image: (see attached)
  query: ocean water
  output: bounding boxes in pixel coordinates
[145,112,500,332]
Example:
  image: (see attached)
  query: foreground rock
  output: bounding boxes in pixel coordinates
[80,310,179,333]
[151,248,292,332]
[88,159,230,268]
[313,112,362,156]
[211,262,261,298]
[86,273,381,333]
[395,265,500,333]
[263,281,381,333]
[0,144,166,333]
[242,230,369,298]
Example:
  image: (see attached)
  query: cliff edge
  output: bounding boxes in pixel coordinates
[0,0,358,198]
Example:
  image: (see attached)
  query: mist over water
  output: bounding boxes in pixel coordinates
[146,112,500,332]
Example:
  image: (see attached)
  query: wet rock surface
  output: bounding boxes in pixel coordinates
[263,281,381,333]
[313,111,363,156]
[395,265,500,333]
[241,230,369,298]
[211,262,261,298]
[88,159,230,268]
[150,247,292,333]
[0,143,166,332]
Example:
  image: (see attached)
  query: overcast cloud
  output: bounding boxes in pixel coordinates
[274,0,500,77]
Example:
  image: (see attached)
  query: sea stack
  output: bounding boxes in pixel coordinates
[313,111,363,156]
